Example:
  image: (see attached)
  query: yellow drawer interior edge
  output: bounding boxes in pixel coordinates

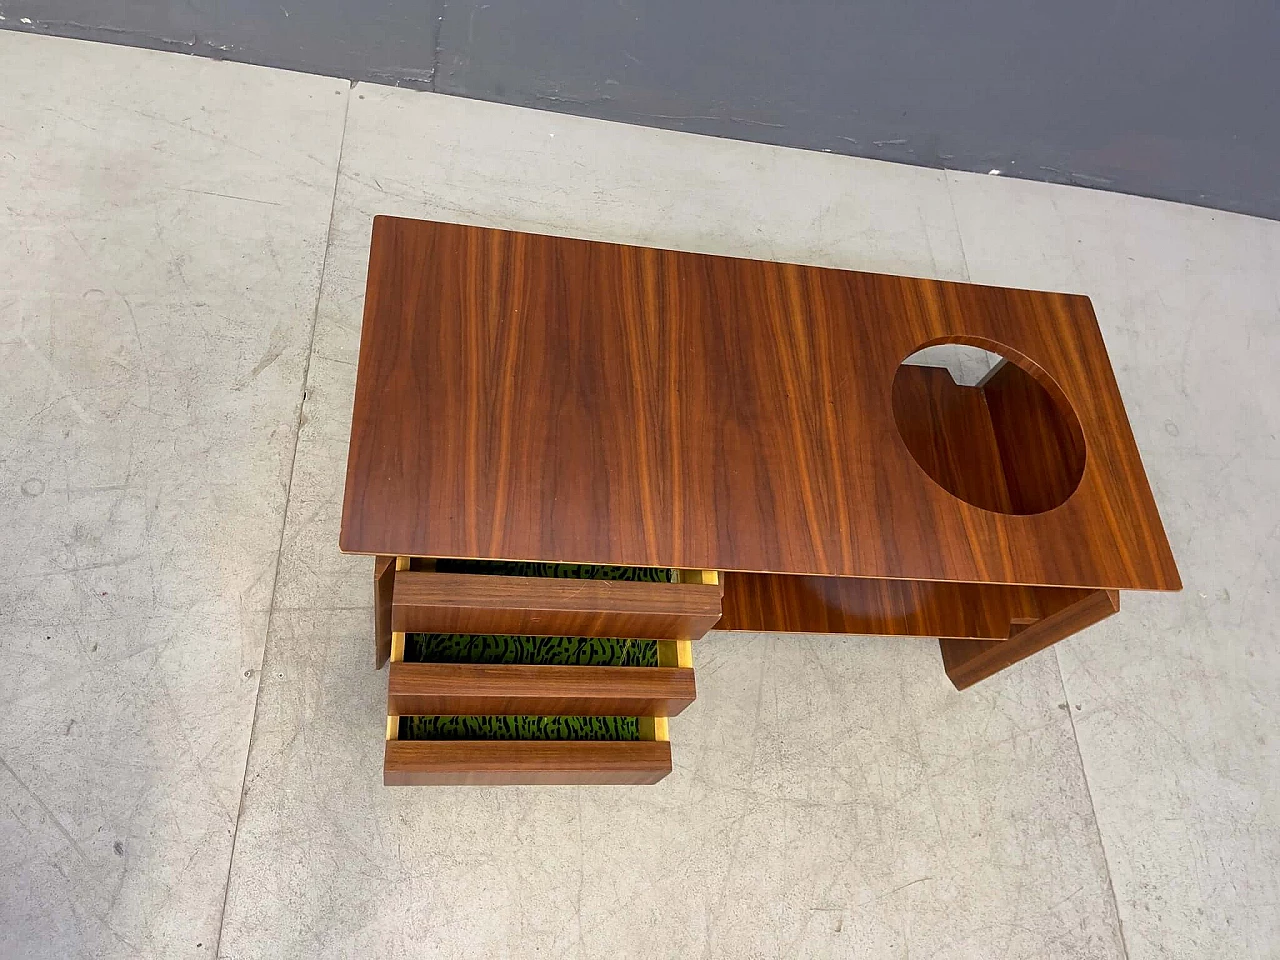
[385,558,702,745]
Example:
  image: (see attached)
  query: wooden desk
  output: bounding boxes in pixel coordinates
[342,217,1179,785]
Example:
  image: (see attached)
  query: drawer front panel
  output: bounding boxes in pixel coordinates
[387,661,695,717]
[391,570,723,640]
[384,739,672,785]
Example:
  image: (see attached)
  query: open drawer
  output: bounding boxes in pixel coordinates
[388,661,696,717]
[385,671,685,786]
[375,559,721,670]
[385,738,672,786]
[378,560,710,786]
[393,570,722,639]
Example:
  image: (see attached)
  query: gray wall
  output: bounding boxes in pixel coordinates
[5,0,1278,219]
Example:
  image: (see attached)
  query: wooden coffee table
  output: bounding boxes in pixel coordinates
[342,216,1179,785]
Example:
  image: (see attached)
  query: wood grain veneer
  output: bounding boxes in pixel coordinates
[891,364,1018,515]
[390,570,724,640]
[719,572,1096,641]
[383,739,672,785]
[342,217,1179,593]
[982,360,1087,515]
[387,661,696,717]
[940,589,1120,688]
[373,555,395,669]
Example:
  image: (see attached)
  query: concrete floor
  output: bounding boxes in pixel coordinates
[1,31,1277,960]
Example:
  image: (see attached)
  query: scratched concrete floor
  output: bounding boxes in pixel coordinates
[1,32,1277,960]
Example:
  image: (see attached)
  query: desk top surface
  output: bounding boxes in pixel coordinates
[340,217,1179,591]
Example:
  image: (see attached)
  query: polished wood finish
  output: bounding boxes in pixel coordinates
[389,556,410,664]
[349,217,1180,782]
[940,589,1119,689]
[982,360,1087,515]
[390,570,724,640]
[720,572,1095,641]
[373,555,395,669]
[387,661,696,717]
[342,216,1178,592]
[383,739,672,785]
[891,362,1086,517]
[891,365,1017,515]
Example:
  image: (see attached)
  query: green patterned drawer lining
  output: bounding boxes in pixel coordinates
[404,633,659,667]
[435,558,679,582]
[397,561,678,741]
[398,715,641,741]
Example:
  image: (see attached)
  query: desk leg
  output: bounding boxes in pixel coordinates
[373,555,395,669]
[940,589,1119,689]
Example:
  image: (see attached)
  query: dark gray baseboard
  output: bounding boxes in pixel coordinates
[5,0,1277,220]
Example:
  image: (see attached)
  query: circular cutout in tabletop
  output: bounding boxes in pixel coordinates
[892,341,1085,515]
